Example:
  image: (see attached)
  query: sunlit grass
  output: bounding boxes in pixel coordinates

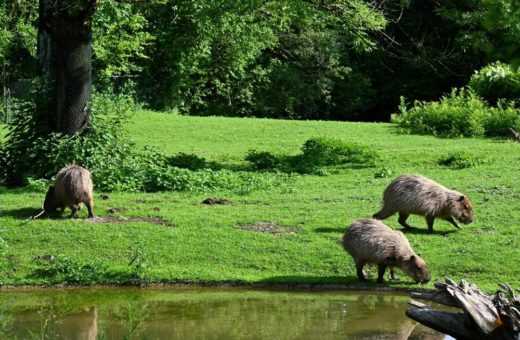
[1,111,519,291]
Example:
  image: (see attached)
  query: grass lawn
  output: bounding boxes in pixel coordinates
[1,110,520,291]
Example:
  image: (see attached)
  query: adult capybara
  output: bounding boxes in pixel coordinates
[373,174,474,232]
[43,165,94,218]
[342,219,431,284]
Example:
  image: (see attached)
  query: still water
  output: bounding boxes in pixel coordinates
[0,287,446,339]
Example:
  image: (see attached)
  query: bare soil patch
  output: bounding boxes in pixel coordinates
[237,221,298,236]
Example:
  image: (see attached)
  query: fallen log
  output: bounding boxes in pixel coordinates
[406,278,520,340]
[507,128,520,142]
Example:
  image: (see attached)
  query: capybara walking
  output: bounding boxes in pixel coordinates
[373,174,474,232]
[43,165,94,218]
[342,219,431,284]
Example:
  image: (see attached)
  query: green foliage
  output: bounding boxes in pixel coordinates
[393,89,520,137]
[245,151,283,170]
[166,153,208,170]
[374,167,394,178]
[438,152,482,170]
[32,256,108,285]
[468,62,520,104]
[300,137,379,166]
[92,0,153,89]
[245,137,379,174]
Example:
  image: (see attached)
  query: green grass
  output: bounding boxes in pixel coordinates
[1,110,520,291]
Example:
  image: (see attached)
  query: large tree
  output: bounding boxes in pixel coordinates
[37,0,98,135]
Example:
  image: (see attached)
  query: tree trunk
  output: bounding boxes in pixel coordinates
[37,0,97,135]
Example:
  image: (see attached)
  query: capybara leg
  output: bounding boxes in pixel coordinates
[377,264,387,283]
[355,260,367,281]
[70,206,78,219]
[86,200,95,219]
[398,212,412,229]
[390,267,398,280]
[373,207,396,220]
[446,216,461,230]
[426,215,435,233]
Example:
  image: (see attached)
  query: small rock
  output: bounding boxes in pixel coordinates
[100,194,110,200]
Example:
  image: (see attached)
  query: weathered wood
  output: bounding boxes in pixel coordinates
[406,307,479,340]
[407,278,520,340]
[507,128,520,142]
[445,280,501,334]
[408,299,426,308]
[410,291,461,308]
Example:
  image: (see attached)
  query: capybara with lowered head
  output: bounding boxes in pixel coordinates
[343,219,431,284]
[43,165,94,218]
[373,174,474,232]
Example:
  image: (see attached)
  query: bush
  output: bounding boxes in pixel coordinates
[245,151,283,170]
[166,153,208,170]
[300,137,379,166]
[438,152,481,170]
[468,62,520,104]
[244,137,379,174]
[0,94,291,194]
[393,89,520,137]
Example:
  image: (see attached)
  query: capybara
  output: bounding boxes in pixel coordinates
[43,165,94,218]
[342,219,431,284]
[373,174,474,232]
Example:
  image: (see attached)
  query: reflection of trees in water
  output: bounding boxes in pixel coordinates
[0,290,446,339]
[0,310,14,338]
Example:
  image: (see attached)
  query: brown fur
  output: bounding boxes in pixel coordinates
[373,174,474,232]
[43,165,94,218]
[342,219,431,284]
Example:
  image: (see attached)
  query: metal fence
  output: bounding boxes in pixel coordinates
[1,79,35,124]
[1,75,139,124]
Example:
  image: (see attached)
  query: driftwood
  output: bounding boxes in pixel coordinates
[406,278,520,340]
[507,128,520,142]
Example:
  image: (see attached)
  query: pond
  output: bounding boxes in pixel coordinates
[0,287,448,339]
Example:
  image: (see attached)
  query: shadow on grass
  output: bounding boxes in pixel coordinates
[0,207,44,219]
[258,275,426,290]
[314,227,345,233]
[398,226,457,236]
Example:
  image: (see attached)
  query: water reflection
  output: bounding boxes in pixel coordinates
[0,287,445,339]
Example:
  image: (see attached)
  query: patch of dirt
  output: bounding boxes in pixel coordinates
[85,216,176,227]
[202,198,233,205]
[237,221,298,236]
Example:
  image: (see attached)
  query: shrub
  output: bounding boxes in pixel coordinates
[244,137,379,174]
[468,62,520,104]
[393,89,520,138]
[245,150,283,170]
[300,137,379,166]
[438,152,481,170]
[0,94,291,194]
[166,153,208,170]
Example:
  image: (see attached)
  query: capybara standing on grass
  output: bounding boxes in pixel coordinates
[373,174,474,232]
[43,165,94,218]
[343,219,431,284]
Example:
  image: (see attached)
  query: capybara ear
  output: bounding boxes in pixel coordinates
[408,255,416,262]
[459,195,465,201]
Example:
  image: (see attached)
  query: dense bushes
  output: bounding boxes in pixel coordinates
[0,94,291,193]
[393,88,520,138]
[468,62,520,104]
[246,137,379,174]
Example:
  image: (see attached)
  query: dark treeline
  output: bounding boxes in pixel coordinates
[1,0,518,121]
